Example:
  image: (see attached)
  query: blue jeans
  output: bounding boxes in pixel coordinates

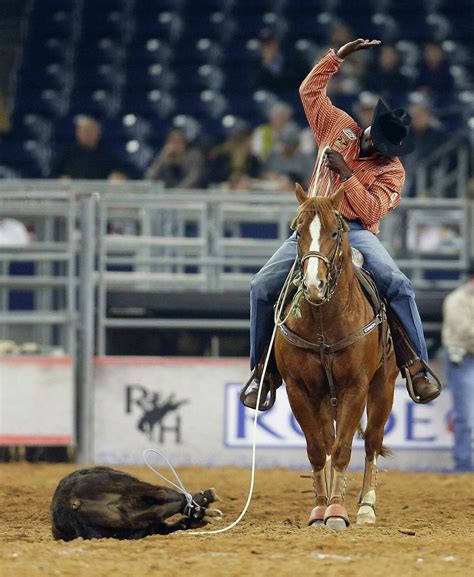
[445,353,474,471]
[250,221,428,369]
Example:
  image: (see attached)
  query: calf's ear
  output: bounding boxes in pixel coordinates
[295,182,307,205]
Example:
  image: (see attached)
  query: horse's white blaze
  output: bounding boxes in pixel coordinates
[305,214,322,287]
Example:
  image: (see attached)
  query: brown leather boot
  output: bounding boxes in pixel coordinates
[240,366,282,411]
[405,361,441,404]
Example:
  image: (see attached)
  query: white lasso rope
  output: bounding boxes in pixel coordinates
[310,145,331,198]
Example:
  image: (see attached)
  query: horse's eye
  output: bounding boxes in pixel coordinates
[331,230,338,239]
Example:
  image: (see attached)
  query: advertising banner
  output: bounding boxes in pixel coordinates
[93,357,453,470]
[0,356,74,446]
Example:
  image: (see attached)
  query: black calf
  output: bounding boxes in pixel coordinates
[51,466,222,540]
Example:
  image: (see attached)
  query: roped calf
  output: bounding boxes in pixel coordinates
[51,466,222,540]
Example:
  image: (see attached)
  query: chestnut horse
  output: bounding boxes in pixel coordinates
[274,184,398,530]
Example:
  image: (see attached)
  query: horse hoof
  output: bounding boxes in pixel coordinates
[324,504,350,531]
[309,519,325,528]
[325,517,348,531]
[357,505,376,525]
[308,505,326,527]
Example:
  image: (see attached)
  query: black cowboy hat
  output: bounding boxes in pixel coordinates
[371,99,415,157]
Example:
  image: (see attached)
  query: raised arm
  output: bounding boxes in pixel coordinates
[299,39,381,142]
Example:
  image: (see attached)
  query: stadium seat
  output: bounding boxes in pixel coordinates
[6,0,471,180]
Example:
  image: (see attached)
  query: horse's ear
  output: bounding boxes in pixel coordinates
[295,182,307,205]
[331,186,345,209]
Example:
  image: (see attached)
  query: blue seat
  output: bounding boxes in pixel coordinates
[75,38,126,66]
[127,39,174,64]
[15,89,69,117]
[74,64,126,90]
[121,90,176,119]
[21,37,73,66]
[0,139,47,177]
[173,37,224,65]
[27,11,76,38]
[69,88,123,119]
[134,0,186,13]
[126,63,177,91]
[135,12,185,43]
[103,114,153,141]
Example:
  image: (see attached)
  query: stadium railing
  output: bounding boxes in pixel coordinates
[0,180,472,356]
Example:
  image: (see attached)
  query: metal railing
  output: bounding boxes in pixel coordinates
[0,189,77,354]
[407,138,470,199]
[0,181,472,356]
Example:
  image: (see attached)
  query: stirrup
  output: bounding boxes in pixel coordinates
[239,368,277,411]
[404,361,443,404]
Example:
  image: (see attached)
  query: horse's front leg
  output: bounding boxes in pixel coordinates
[310,454,332,526]
[285,380,329,526]
[326,385,368,531]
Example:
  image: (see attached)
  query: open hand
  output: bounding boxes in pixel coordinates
[337,38,381,59]
[324,149,353,179]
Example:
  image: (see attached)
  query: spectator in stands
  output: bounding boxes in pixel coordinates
[364,45,411,98]
[442,262,474,472]
[261,122,313,191]
[402,98,446,195]
[409,99,446,160]
[206,119,261,187]
[252,102,294,162]
[51,116,127,180]
[145,128,204,188]
[352,92,379,129]
[416,43,454,98]
[253,28,306,95]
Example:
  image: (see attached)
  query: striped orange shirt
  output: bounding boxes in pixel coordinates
[300,49,405,235]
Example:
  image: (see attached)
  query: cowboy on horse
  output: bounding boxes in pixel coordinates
[241,38,442,410]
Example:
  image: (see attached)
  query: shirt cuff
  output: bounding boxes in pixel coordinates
[341,175,358,190]
[329,48,344,64]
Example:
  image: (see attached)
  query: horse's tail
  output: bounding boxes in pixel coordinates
[356,423,393,458]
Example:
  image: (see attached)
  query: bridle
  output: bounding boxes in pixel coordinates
[295,210,346,306]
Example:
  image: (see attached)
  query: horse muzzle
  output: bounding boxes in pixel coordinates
[303,278,328,305]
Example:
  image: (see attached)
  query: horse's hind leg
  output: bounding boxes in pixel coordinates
[285,381,329,526]
[357,363,397,525]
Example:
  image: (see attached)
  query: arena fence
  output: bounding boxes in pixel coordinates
[0,181,472,464]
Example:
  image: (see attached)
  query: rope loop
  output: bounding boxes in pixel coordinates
[143,448,196,515]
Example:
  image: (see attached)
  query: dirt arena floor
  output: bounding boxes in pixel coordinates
[1,464,472,577]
